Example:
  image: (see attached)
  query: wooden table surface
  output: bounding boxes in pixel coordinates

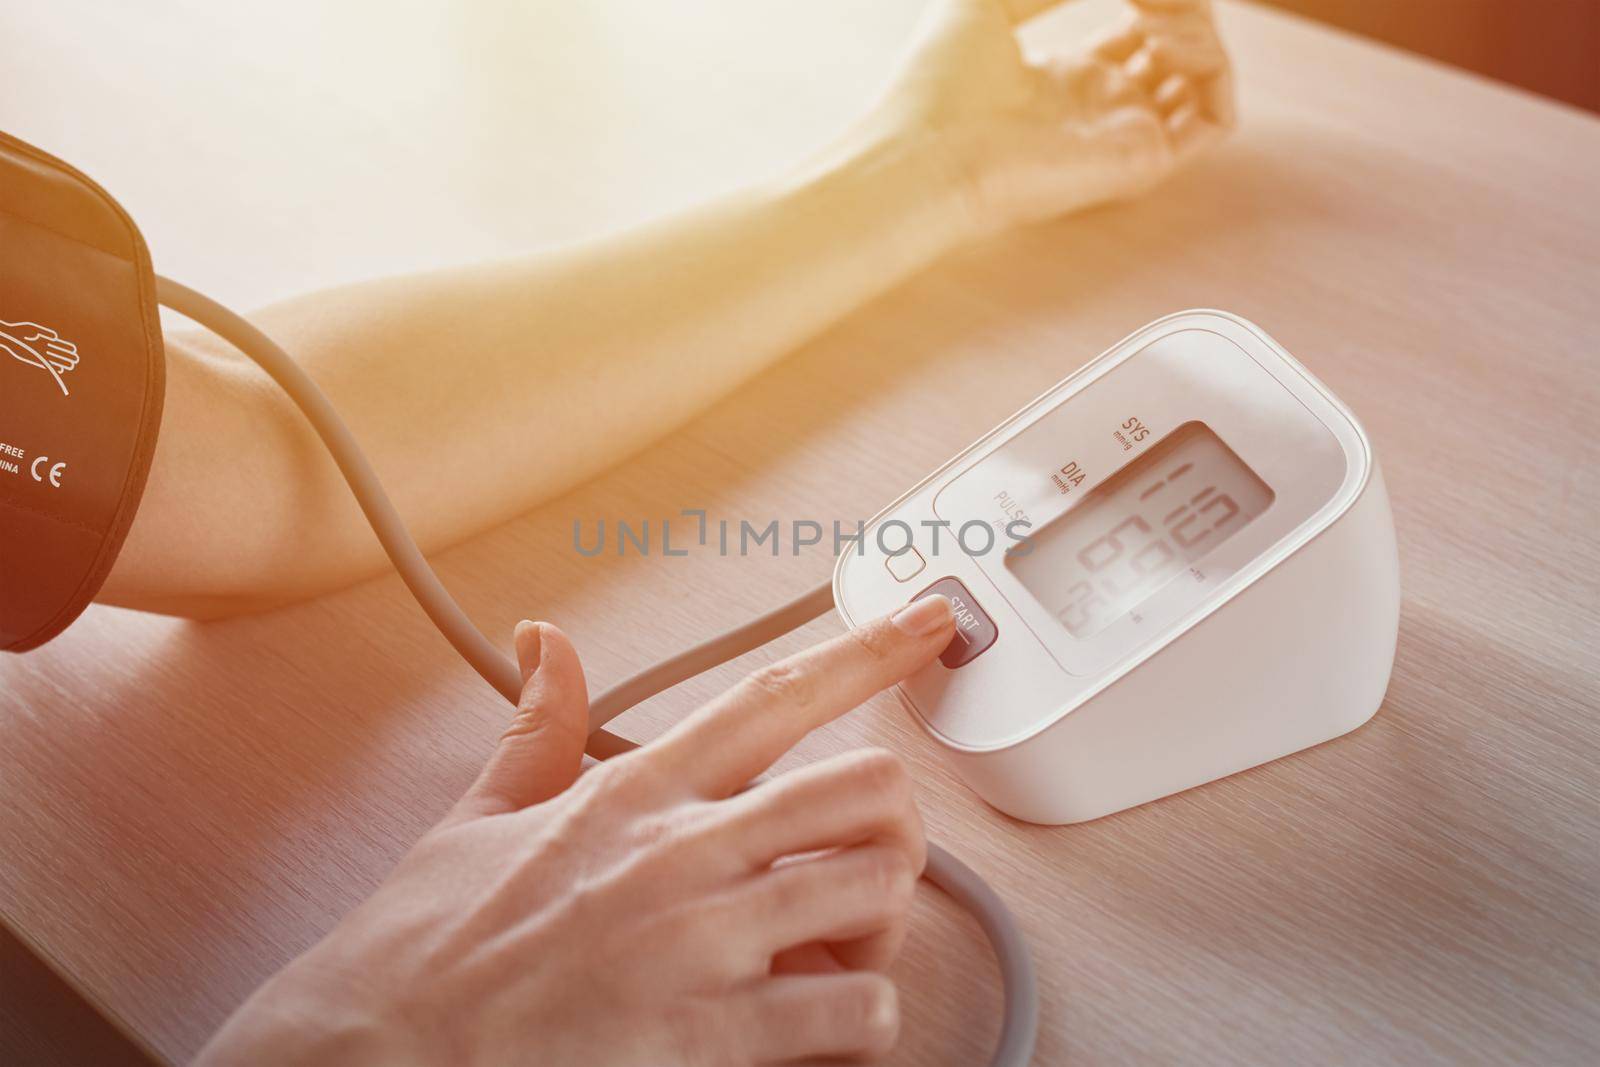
[4,1,1599,1063]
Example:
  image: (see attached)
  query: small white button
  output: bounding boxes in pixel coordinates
[884,546,926,583]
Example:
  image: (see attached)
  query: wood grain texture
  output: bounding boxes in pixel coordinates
[0,924,156,1065]
[3,1,1599,1063]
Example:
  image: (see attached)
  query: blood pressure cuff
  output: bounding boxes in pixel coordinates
[1,130,165,651]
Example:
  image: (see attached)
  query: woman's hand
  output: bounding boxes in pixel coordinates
[198,595,957,1066]
[865,0,1235,238]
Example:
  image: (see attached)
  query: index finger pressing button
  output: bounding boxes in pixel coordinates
[912,578,997,669]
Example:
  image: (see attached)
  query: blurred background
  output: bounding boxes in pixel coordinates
[1259,0,1600,112]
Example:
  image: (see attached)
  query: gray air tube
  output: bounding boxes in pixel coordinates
[156,274,1038,1067]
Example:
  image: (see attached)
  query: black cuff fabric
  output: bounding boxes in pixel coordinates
[1,129,165,651]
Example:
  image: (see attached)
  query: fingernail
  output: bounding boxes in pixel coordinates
[513,620,543,682]
[892,594,953,636]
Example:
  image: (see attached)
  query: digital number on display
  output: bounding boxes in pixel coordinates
[1007,422,1274,638]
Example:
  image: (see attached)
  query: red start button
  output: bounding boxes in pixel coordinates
[913,576,998,669]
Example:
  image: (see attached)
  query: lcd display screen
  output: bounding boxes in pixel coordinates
[1007,422,1274,638]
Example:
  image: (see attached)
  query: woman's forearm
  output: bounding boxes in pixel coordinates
[105,0,1235,616]
[106,130,972,614]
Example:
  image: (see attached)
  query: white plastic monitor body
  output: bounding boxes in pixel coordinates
[834,310,1400,825]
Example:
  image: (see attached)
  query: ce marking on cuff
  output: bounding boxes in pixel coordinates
[30,456,67,488]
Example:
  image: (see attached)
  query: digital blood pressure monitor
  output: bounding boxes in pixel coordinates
[834,311,1400,825]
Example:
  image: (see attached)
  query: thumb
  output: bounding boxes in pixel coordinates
[457,621,590,819]
[1085,106,1172,195]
